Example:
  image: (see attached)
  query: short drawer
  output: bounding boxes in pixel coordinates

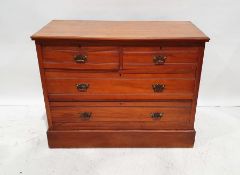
[42,46,119,70]
[123,47,199,73]
[50,102,193,130]
[45,73,195,101]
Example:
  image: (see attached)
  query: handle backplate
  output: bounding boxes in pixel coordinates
[76,83,89,92]
[74,55,87,63]
[152,84,165,92]
[151,112,164,119]
[80,112,92,120]
[153,55,167,65]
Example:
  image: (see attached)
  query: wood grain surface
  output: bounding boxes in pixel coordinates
[47,129,196,148]
[31,20,209,41]
[32,20,209,148]
[46,76,195,101]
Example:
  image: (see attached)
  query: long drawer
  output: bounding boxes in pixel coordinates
[45,72,195,101]
[50,101,192,130]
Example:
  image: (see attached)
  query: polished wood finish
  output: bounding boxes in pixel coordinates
[32,20,209,148]
[35,44,53,127]
[46,71,195,79]
[46,74,195,101]
[51,107,191,123]
[50,102,192,130]
[123,46,198,73]
[47,129,196,148]
[50,101,193,130]
[124,47,197,63]
[31,20,209,41]
[42,46,119,70]
[49,101,192,107]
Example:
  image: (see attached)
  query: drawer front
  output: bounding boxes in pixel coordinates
[42,46,119,70]
[50,102,192,130]
[123,47,199,73]
[46,74,195,101]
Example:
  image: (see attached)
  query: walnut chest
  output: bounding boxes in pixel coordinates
[31,20,209,148]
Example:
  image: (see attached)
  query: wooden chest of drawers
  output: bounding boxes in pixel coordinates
[31,20,209,148]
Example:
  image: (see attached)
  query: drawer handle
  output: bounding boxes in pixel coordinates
[74,55,87,63]
[153,55,167,65]
[76,83,89,92]
[80,112,92,120]
[152,84,165,92]
[151,112,164,119]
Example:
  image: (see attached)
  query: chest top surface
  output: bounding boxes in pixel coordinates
[31,20,209,41]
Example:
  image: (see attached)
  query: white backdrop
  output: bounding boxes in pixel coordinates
[0,0,240,106]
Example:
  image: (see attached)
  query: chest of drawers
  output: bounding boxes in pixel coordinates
[31,20,209,148]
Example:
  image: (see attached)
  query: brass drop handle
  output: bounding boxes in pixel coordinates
[80,112,92,120]
[151,112,164,119]
[153,55,167,65]
[76,83,89,92]
[152,84,165,92]
[74,55,87,63]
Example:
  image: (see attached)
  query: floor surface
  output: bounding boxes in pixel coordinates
[0,106,240,175]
